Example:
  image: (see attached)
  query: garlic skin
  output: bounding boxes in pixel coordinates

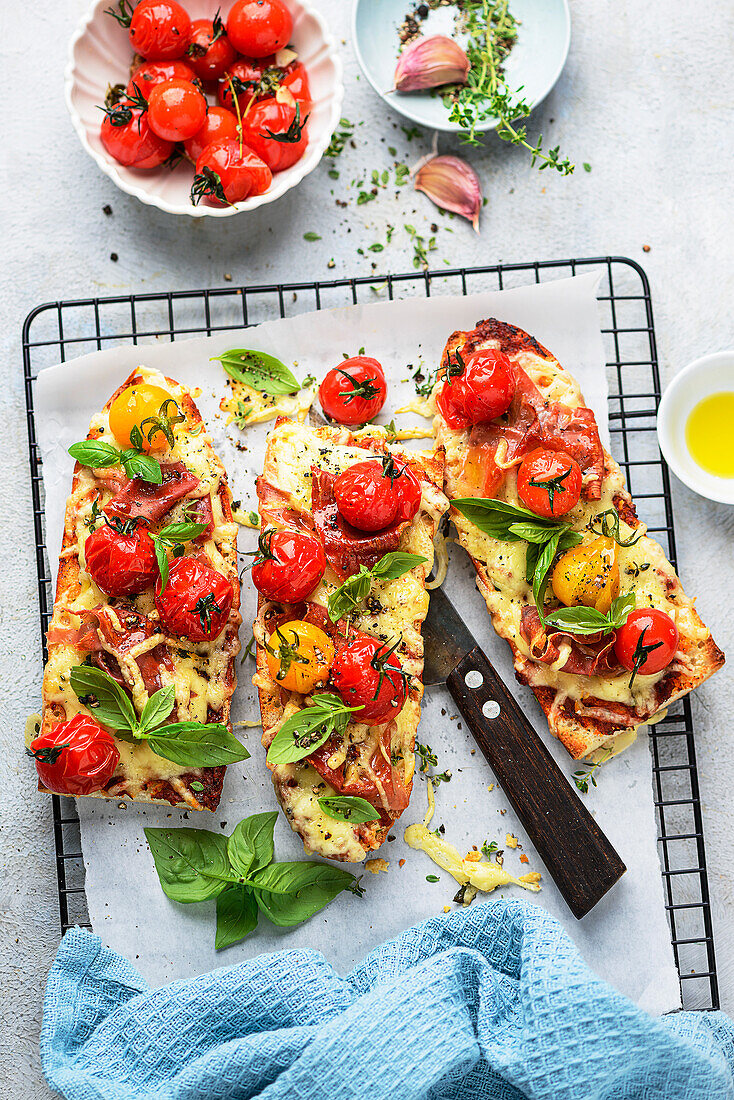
[393,35,470,94]
[413,155,482,233]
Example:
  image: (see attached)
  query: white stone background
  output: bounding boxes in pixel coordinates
[1,0,733,1095]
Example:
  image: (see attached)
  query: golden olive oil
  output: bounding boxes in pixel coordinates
[684,392,734,478]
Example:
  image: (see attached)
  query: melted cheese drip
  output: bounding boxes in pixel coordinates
[403,824,541,895]
[220,380,315,427]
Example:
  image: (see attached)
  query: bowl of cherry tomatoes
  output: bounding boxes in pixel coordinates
[65,0,343,216]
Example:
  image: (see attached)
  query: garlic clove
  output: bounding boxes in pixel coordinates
[413,155,483,233]
[393,35,470,94]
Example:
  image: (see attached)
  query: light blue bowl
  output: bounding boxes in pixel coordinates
[352,0,571,133]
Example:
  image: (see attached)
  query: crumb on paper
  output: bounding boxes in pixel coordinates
[487,784,494,792]
[366,858,389,875]
[398,858,405,868]
[505,833,518,849]
[464,850,481,863]
[520,854,529,864]
[443,906,451,913]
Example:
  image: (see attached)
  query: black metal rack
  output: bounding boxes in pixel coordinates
[22,257,719,1010]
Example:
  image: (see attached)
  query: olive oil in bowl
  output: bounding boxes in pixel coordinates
[685,392,734,479]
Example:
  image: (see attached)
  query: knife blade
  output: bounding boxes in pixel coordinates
[422,586,625,918]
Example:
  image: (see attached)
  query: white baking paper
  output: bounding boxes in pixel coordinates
[34,273,681,1015]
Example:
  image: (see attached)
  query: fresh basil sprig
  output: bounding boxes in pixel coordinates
[327,551,426,622]
[211,349,301,396]
[70,665,249,768]
[69,438,162,486]
[543,592,636,637]
[266,693,363,766]
[452,497,583,617]
[317,795,380,824]
[152,520,208,592]
[144,810,361,950]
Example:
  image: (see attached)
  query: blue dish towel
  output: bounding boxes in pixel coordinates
[42,899,734,1100]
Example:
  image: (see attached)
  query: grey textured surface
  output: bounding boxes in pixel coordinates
[1,0,732,1095]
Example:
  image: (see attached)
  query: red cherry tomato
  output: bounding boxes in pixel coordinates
[331,635,407,725]
[192,138,272,205]
[517,448,583,519]
[85,519,158,596]
[281,62,311,107]
[126,60,199,97]
[318,357,387,426]
[100,107,173,168]
[226,0,293,58]
[251,528,326,602]
[238,99,308,172]
[333,457,421,533]
[436,349,515,430]
[147,78,207,142]
[155,556,234,641]
[129,0,191,61]
[183,106,239,161]
[614,609,679,679]
[218,57,272,112]
[186,16,237,80]
[28,714,120,797]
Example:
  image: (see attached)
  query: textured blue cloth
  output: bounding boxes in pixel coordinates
[42,900,734,1100]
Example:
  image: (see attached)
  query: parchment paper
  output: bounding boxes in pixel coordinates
[34,273,681,1014]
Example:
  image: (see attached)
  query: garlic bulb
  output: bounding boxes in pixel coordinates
[393,35,470,94]
[413,155,482,233]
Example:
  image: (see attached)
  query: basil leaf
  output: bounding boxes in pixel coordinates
[452,497,557,539]
[524,540,541,585]
[157,521,208,542]
[147,723,250,767]
[533,530,583,618]
[138,684,176,733]
[543,605,610,634]
[266,695,361,765]
[228,811,278,878]
[154,540,170,593]
[68,440,121,469]
[119,450,163,485]
[508,522,560,544]
[69,665,139,733]
[610,591,637,624]
[371,552,426,580]
[215,885,258,949]
[327,566,373,621]
[317,795,380,824]
[251,861,356,926]
[145,827,232,903]
[212,349,300,396]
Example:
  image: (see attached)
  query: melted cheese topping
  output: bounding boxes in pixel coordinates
[403,823,541,895]
[42,365,240,799]
[220,379,315,427]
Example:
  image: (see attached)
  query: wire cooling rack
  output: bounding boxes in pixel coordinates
[22,256,719,1011]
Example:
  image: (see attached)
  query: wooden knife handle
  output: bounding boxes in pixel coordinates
[446,645,626,919]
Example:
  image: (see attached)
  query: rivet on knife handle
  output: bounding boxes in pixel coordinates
[446,645,626,920]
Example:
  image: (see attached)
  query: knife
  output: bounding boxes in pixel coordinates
[422,585,626,919]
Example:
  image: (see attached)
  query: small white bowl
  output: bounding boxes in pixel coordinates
[65,0,343,218]
[657,351,734,506]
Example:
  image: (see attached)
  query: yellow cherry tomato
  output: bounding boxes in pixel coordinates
[265,620,335,694]
[108,383,183,453]
[551,536,620,614]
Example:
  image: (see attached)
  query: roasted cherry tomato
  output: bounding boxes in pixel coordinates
[108,383,183,453]
[218,57,272,112]
[551,536,620,614]
[238,99,308,172]
[185,15,237,81]
[226,0,293,57]
[28,714,120,797]
[183,106,240,161]
[517,448,583,519]
[192,138,272,205]
[614,609,678,679]
[318,356,387,426]
[333,457,421,533]
[331,634,407,725]
[126,59,199,97]
[155,556,234,641]
[147,78,207,142]
[265,619,334,693]
[129,0,191,61]
[251,528,326,602]
[100,107,173,168]
[281,61,311,107]
[436,348,515,430]
[85,518,158,596]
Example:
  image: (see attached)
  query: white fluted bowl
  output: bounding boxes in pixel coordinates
[65,0,343,217]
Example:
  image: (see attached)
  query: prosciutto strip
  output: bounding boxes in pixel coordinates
[256,477,314,532]
[310,467,409,579]
[104,462,199,523]
[520,606,621,678]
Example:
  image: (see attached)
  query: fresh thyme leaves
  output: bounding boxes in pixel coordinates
[265,693,363,765]
[145,810,359,949]
[404,223,437,270]
[68,438,162,486]
[447,0,574,174]
[69,666,249,768]
[543,592,636,638]
[212,348,301,395]
[412,364,437,398]
[481,839,499,858]
[303,231,321,241]
[414,741,438,772]
[588,507,644,547]
[324,117,355,159]
[317,795,380,824]
[573,750,612,794]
